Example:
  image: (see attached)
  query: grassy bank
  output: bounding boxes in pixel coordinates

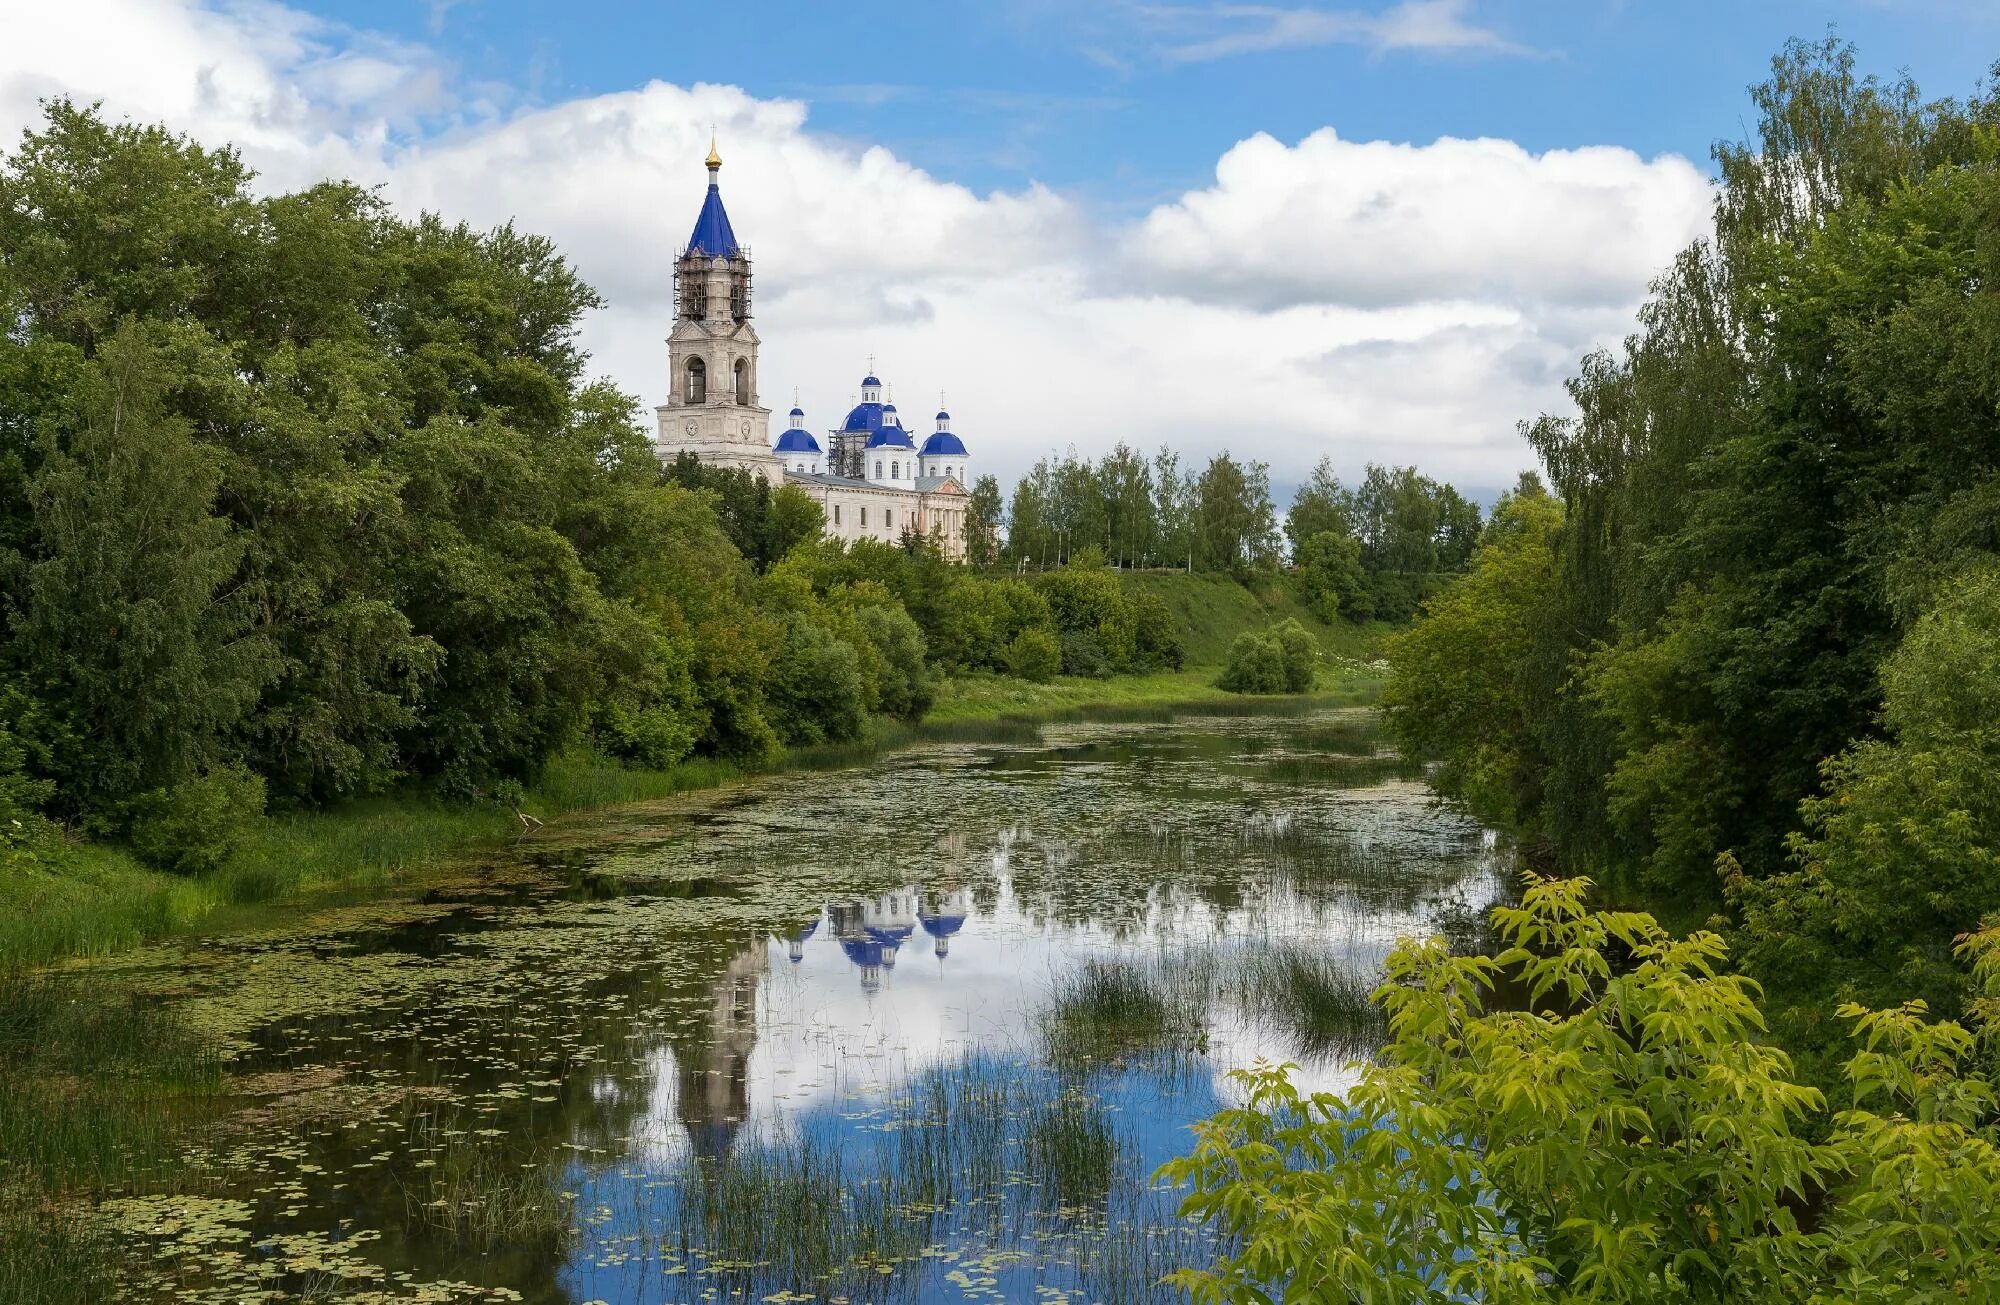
[3,600,1392,974]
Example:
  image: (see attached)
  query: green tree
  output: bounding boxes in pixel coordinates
[1284,455,1352,560]
[1382,491,1562,829]
[763,616,865,747]
[1295,530,1368,622]
[965,473,1003,567]
[11,325,273,817]
[1163,874,2000,1303]
[1195,453,1278,574]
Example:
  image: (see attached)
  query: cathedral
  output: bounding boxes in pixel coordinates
[651,141,974,560]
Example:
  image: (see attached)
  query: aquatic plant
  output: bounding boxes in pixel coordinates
[0,976,223,1305]
[1040,958,1212,1068]
[1234,943,1384,1059]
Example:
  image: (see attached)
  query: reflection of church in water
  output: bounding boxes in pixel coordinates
[671,885,973,1160]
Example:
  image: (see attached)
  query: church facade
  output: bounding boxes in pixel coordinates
[651,143,972,560]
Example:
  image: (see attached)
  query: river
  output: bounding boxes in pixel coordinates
[96,703,1508,1304]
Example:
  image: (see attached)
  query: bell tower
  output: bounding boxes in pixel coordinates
[655,137,780,485]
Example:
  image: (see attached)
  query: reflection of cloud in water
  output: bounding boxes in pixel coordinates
[120,706,1515,1304]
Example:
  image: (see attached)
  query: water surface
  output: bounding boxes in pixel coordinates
[104,706,1507,1303]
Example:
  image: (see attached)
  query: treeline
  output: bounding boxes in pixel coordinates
[0,106,1208,878]
[1383,38,2000,1077]
[999,446,1484,620]
[0,109,940,877]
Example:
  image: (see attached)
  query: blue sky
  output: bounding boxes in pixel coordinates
[7,1,1998,497]
[296,1,2000,209]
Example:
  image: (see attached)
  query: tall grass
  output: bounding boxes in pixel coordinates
[1040,958,1213,1068]
[1235,944,1384,1059]
[0,977,223,1305]
[398,1112,575,1252]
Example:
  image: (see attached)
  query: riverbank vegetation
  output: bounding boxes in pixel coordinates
[1382,36,2000,1079]
[1166,874,2000,1302]
[1155,35,2000,1301]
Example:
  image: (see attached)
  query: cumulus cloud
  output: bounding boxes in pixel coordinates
[1121,129,1714,311]
[0,0,1713,497]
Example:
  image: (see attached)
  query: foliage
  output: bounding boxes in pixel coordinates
[1216,630,1287,694]
[1294,530,1368,623]
[1003,628,1061,683]
[1003,443,1328,575]
[1217,619,1318,694]
[1127,589,1186,671]
[1382,488,1562,830]
[1162,874,2000,1303]
[762,616,866,747]
[1037,564,1138,671]
[1378,38,2000,1080]
[1057,630,1112,679]
[853,601,935,722]
[1728,565,2000,1066]
[964,473,1003,567]
[124,765,266,875]
[0,101,942,856]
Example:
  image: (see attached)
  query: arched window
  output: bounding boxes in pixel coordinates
[685,357,706,403]
[833,504,841,525]
[860,507,868,527]
[734,357,750,405]
[891,460,900,480]
[886,509,894,528]
[874,460,883,479]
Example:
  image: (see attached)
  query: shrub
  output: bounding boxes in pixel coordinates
[763,617,865,746]
[1216,630,1287,694]
[124,765,266,875]
[1036,567,1137,671]
[1004,628,1061,683]
[1129,590,1185,671]
[934,578,1053,672]
[1162,874,2000,1303]
[1058,630,1111,679]
[854,603,934,722]
[1270,618,1319,692]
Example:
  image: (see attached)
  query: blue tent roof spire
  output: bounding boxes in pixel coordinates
[686,136,740,258]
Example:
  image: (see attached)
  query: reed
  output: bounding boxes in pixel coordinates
[1235,944,1385,1059]
[0,976,224,1305]
[1039,958,1212,1068]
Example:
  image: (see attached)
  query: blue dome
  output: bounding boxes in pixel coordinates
[919,912,966,939]
[840,937,888,968]
[861,375,882,387]
[935,410,950,422]
[920,431,967,457]
[865,425,916,450]
[841,401,887,434]
[789,405,805,417]
[774,428,821,454]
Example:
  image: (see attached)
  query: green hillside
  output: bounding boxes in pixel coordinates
[1115,569,1391,666]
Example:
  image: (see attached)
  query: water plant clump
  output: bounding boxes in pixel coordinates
[1234,943,1384,1060]
[1039,958,1213,1068]
[0,976,225,1305]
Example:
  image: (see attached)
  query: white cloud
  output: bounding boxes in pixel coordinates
[1145,0,1534,65]
[1122,129,1714,312]
[0,0,1713,497]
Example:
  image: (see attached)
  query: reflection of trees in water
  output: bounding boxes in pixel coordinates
[175,708,1503,1298]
